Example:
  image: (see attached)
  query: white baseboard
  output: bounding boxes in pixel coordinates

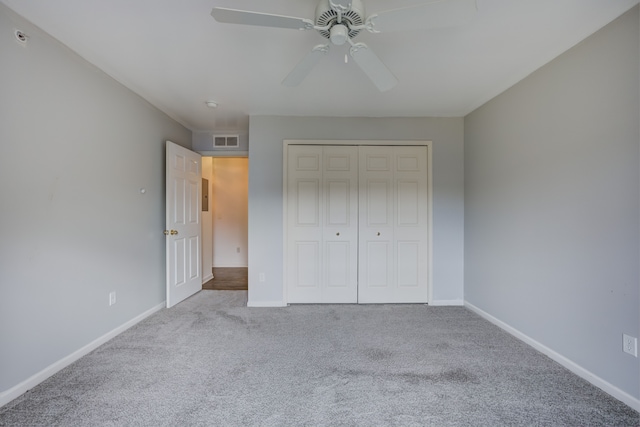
[202,273,214,283]
[429,299,464,306]
[465,301,640,412]
[247,300,286,308]
[0,302,165,408]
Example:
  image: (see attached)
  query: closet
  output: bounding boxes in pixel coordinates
[286,144,429,304]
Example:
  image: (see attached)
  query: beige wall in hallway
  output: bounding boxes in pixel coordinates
[212,158,248,267]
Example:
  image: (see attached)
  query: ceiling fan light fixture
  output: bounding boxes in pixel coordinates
[211,0,477,91]
[330,24,349,45]
[205,101,218,108]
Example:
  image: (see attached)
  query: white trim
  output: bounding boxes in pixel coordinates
[247,300,287,308]
[202,273,214,283]
[426,146,434,304]
[283,139,430,146]
[282,140,433,305]
[0,302,165,408]
[282,143,289,305]
[429,299,464,306]
[197,150,248,157]
[465,301,640,412]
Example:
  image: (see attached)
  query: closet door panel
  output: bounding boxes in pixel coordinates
[325,241,350,286]
[396,241,419,287]
[393,146,428,302]
[365,241,391,287]
[322,146,358,303]
[358,147,395,303]
[287,146,323,303]
[295,180,320,225]
[295,242,320,287]
[359,146,428,303]
[287,145,358,303]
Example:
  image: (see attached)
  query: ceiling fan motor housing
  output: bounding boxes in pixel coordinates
[315,0,365,40]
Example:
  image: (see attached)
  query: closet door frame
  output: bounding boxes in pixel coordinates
[283,139,433,305]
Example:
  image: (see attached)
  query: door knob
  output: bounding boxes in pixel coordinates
[336,232,340,236]
[377,232,381,236]
[164,230,179,235]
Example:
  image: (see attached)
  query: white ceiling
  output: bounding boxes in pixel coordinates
[2,0,638,132]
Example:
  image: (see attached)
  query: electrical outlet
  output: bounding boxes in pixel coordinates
[259,273,265,283]
[623,334,637,357]
[109,291,116,306]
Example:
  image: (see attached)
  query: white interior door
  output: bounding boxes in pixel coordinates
[287,145,358,303]
[166,141,202,308]
[358,146,428,303]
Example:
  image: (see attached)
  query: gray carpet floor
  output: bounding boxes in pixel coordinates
[1,290,638,426]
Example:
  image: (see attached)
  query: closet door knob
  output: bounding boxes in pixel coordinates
[336,232,340,236]
[377,232,381,236]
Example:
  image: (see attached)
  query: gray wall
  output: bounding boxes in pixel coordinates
[464,6,639,399]
[0,4,191,394]
[248,116,464,305]
[192,131,249,152]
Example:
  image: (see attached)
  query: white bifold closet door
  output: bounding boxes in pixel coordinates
[358,146,428,303]
[286,145,428,304]
[287,145,359,303]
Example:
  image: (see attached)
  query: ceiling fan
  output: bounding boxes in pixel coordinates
[211,0,476,92]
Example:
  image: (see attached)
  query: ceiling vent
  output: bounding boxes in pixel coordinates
[213,135,239,148]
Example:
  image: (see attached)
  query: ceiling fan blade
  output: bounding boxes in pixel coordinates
[211,7,313,30]
[349,43,398,92]
[282,45,330,87]
[366,0,477,33]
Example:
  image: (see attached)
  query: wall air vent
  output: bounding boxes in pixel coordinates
[213,135,239,148]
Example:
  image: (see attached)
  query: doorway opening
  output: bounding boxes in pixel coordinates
[201,156,248,290]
